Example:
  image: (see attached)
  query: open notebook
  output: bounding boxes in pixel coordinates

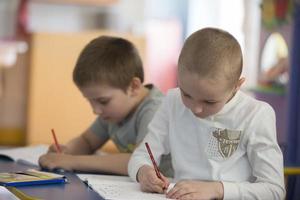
[0,145,48,166]
[0,186,19,200]
[78,174,174,200]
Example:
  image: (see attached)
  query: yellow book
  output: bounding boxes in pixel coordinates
[0,169,67,187]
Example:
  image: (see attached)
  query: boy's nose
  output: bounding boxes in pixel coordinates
[93,110,102,115]
[192,104,203,115]
[92,106,103,116]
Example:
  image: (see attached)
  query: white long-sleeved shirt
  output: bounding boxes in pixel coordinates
[128,88,285,200]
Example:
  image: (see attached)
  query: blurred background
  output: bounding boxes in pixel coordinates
[0,0,292,145]
[0,0,294,159]
[0,0,300,198]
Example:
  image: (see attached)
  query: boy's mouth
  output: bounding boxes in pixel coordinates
[193,112,207,118]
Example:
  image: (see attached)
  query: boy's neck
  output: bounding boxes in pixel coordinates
[134,85,150,106]
[126,85,149,120]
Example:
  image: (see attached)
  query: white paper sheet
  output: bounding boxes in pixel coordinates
[78,174,174,200]
[0,145,48,166]
[0,186,20,200]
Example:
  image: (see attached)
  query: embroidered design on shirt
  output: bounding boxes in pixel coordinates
[212,128,241,158]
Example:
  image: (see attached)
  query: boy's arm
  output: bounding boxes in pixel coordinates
[128,94,171,182]
[39,152,131,175]
[64,129,107,155]
[222,105,285,200]
[73,153,131,174]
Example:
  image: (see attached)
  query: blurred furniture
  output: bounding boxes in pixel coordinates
[254,0,292,154]
[251,87,287,154]
[284,167,300,176]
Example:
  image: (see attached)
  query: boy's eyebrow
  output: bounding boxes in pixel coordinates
[179,87,219,102]
[179,87,190,96]
[91,96,111,101]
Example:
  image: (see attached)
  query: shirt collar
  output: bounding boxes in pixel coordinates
[212,90,241,118]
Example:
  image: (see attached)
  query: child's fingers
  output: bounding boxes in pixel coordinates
[166,185,183,199]
[38,154,46,166]
[48,144,57,153]
[151,184,165,194]
[139,165,167,193]
[48,144,68,153]
[140,182,163,194]
[154,178,168,193]
[161,176,170,189]
[144,173,167,193]
[145,181,165,194]
[39,156,56,170]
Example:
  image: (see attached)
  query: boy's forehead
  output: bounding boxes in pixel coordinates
[178,71,230,99]
[79,84,124,98]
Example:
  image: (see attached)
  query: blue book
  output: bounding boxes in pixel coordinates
[0,169,67,187]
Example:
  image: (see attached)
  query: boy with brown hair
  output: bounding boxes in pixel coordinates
[128,28,285,199]
[39,36,172,176]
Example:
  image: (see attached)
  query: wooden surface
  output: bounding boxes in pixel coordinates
[27,30,145,147]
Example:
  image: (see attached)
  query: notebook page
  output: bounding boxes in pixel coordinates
[0,145,48,166]
[0,186,20,200]
[78,174,173,200]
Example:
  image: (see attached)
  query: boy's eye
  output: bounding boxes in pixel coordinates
[98,100,109,105]
[182,92,191,99]
[204,101,217,105]
[95,99,110,105]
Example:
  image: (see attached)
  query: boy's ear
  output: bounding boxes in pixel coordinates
[235,77,245,91]
[128,77,142,96]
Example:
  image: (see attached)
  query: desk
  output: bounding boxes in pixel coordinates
[284,167,300,176]
[0,159,104,200]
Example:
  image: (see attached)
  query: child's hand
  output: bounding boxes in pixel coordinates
[137,165,169,194]
[48,144,69,154]
[166,180,224,200]
[39,153,75,171]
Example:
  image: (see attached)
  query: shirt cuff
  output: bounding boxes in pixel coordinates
[222,181,240,200]
[128,159,151,182]
[128,162,142,182]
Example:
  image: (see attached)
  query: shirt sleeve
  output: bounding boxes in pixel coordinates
[135,104,160,144]
[222,104,285,200]
[128,94,171,181]
[89,117,110,143]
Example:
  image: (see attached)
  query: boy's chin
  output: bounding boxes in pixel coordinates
[101,117,113,122]
[193,113,213,119]
[101,117,121,124]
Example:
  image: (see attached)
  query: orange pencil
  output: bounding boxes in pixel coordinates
[51,129,61,153]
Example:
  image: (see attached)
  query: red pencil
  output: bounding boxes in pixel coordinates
[51,129,61,153]
[145,142,163,179]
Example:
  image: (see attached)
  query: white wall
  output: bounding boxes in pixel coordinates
[187,0,261,87]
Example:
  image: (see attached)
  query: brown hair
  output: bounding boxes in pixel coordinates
[178,27,243,88]
[73,36,144,91]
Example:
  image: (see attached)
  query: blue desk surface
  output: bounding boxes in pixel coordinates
[0,159,104,200]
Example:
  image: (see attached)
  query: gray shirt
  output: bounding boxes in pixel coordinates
[90,84,173,176]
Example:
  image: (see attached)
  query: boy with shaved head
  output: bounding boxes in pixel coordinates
[128,28,285,200]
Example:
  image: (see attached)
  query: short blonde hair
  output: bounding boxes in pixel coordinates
[178,28,243,88]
